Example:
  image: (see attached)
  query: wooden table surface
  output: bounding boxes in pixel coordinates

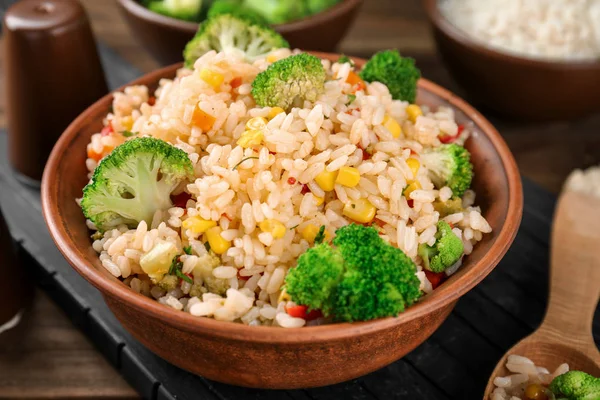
[0,0,599,399]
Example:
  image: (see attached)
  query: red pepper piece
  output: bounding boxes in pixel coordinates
[171,192,192,208]
[285,305,323,321]
[100,124,113,136]
[424,269,446,290]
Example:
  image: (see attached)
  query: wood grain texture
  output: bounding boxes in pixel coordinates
[484,191,600,398]
[0,290,137,400]
[0,0,598,398]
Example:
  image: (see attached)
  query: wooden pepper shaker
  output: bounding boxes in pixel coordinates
[0,205,30,337]
[3,0,108,184]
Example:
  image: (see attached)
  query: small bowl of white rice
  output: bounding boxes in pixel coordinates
[424,0,600,121]
[41,51,523,388]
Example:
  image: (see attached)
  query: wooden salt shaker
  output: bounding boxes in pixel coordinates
[4,0,108,184]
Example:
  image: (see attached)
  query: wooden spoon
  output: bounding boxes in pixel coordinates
[483,190,600,399]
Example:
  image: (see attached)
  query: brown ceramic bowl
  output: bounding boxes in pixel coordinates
[116,0,363,66]
[41,52,522,389]
[423,0,600,121]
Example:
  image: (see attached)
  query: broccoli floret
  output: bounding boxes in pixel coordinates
[243,0,309,24]
[550,371,600,400]
[81,137,194,231]
[337,54,355,67]
[147,0,203,22]
[359,49,421,103]
[285,224,422,322]
[158,274,179,291]
[183,13,288,68]
[285,243,345,316]
[420,144,473,197]
[251,53,326,109]
[418,221,463,273]
[207,0,268,25]
[306,0,341,14]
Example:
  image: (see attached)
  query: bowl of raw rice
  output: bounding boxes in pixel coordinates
[424,0,600,121]
[42,50,522,388]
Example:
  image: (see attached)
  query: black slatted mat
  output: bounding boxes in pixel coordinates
[0,44,598,400]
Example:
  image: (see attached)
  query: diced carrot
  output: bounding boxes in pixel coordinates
[148,96,156,106]
[87,147,103,162]
[191,107,216,131]
[346,71,366,92]
[230,77,242,89]
[407,199,414,208]
[424,269,446,290]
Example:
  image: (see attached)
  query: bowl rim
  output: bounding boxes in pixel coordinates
[422,0,600,69]
[41,52,523,343]
[117,0,364,34]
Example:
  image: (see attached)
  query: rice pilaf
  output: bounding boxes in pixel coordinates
[82,48,491,328]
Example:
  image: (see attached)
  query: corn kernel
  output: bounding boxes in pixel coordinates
[259,219,286,239]
[301,224,331,244]
[266,54,278,63]
[237,129,264,148]
[406,158,420,179]
[182,216,216,234]
[315,169,338,192]
[191,106,216,131]
[278,288,291,303]
[335,166,361,187]
[268,107,285,119]
[313,195,324,206]
[343,198,376,223]
[245,117,267,130]
[403,180,422,197]
[382,115,402,138]
[200,68,224,89]
[121,116,134,131]
[206,227,231,255]
[406,104,423,123]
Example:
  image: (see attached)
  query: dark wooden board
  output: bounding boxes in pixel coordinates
[0,42,598,400]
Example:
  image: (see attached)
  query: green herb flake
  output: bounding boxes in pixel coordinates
[346,94,356,105]
[168,255,180,275]
[232,156,260,171]
[183,245,192,255]
[121,130,138,137]
[204,241,211,252]
[337,55,355,67]
[314,225,326,245]
[290,224,299,230]
[176,269,193,284]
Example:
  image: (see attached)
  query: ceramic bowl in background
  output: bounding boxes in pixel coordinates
[42,53,522,389]
[423,0,600,121]
[116,0,363,66]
